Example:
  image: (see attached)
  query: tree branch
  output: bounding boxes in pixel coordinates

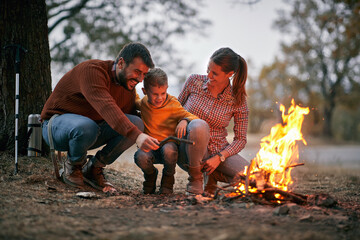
[48,0,90,34]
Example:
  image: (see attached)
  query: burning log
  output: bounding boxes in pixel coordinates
[261,188,307,205]
[214,177,307,206]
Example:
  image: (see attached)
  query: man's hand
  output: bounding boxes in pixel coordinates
[136,133,159,152]
[202,155,221,175]
[175,119,188,138]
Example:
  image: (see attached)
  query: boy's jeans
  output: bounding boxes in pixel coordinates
[42,113,143,165]
[134,142,178,176]
[134,119,210,176]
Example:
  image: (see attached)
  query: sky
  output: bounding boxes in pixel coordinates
[162,0,290,96]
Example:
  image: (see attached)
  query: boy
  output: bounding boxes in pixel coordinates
[134,68,198,194]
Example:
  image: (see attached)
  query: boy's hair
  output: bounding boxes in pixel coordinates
[143,68,168,90]
[115,42,154,68]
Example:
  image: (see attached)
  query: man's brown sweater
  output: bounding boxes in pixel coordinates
[41,59,142,141]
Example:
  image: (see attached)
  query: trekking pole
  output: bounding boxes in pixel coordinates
[3,44,28,175]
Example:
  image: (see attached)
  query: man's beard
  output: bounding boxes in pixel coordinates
[116,67,139,91]
[116,70,130,90]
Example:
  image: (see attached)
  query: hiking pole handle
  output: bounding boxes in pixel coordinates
[3,44,28,71]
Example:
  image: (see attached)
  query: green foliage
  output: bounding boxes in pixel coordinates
[248,0,360,140]
[332,105,360,142]
[46,0,210,78]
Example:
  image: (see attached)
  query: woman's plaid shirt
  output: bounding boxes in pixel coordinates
[178,74,249,156]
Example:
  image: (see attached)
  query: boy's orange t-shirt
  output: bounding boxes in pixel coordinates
[138,94,198,141]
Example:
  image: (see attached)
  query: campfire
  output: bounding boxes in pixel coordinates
[216,99,310,205]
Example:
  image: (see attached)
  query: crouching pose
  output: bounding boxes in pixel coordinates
[178,47,249,195]
[41,42,159,193]
[134,68,209,194]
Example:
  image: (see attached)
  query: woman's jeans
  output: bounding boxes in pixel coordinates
[42,113,143,165]
[211,153,249,179]
[177,119,210,170]
[177,119,249,181]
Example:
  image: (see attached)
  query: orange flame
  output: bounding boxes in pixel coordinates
[235,99,309,196]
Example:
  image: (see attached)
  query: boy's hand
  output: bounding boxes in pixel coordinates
[136,133,159,152]
[175,119,188,138]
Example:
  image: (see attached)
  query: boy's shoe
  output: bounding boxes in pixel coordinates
[143,168,158,194]
[62,158,85,189]
[159,174,174,194]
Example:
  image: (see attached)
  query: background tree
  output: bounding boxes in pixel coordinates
[0,0,211,154]
[249,0,360,139]
[275,0,360,137]
[46,0,211,85]
[0,0,52,153]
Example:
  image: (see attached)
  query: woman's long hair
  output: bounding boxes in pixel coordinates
[210,48,247,105]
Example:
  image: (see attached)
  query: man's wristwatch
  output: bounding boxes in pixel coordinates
[217,152,226,162]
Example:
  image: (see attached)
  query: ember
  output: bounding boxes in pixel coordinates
[216,99,310,205]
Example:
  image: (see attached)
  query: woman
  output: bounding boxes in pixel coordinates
[178,47,249,195]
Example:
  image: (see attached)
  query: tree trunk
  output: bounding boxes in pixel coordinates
[323,104,333,137]
[0,0,52,154]
[323,89,336,137]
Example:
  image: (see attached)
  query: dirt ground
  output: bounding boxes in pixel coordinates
[0,150,359,240]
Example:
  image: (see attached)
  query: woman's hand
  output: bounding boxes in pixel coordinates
[202,155,221,175]
[175,119,188,138]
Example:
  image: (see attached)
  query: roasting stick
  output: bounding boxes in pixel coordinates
[158,136,195,148]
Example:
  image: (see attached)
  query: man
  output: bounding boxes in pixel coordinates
[41,42,159,191]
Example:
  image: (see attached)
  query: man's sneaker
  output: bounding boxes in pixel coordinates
[143,168,158,194]
[82,156,114,190]
[62,158,85,189]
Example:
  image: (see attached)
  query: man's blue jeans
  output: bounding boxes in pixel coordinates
[42,113,143,165]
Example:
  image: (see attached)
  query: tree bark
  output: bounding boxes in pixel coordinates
[323,103,334,137]
[323,83,338,137]
[0,0,52,154]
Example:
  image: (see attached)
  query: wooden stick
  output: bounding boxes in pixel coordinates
[159,136,195,148]
[221,184,307,205]
[257,188,307,204]
[224,193,246,202]
[245,159,256,195]
[250,195,276,206]
[284,163,304,171]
